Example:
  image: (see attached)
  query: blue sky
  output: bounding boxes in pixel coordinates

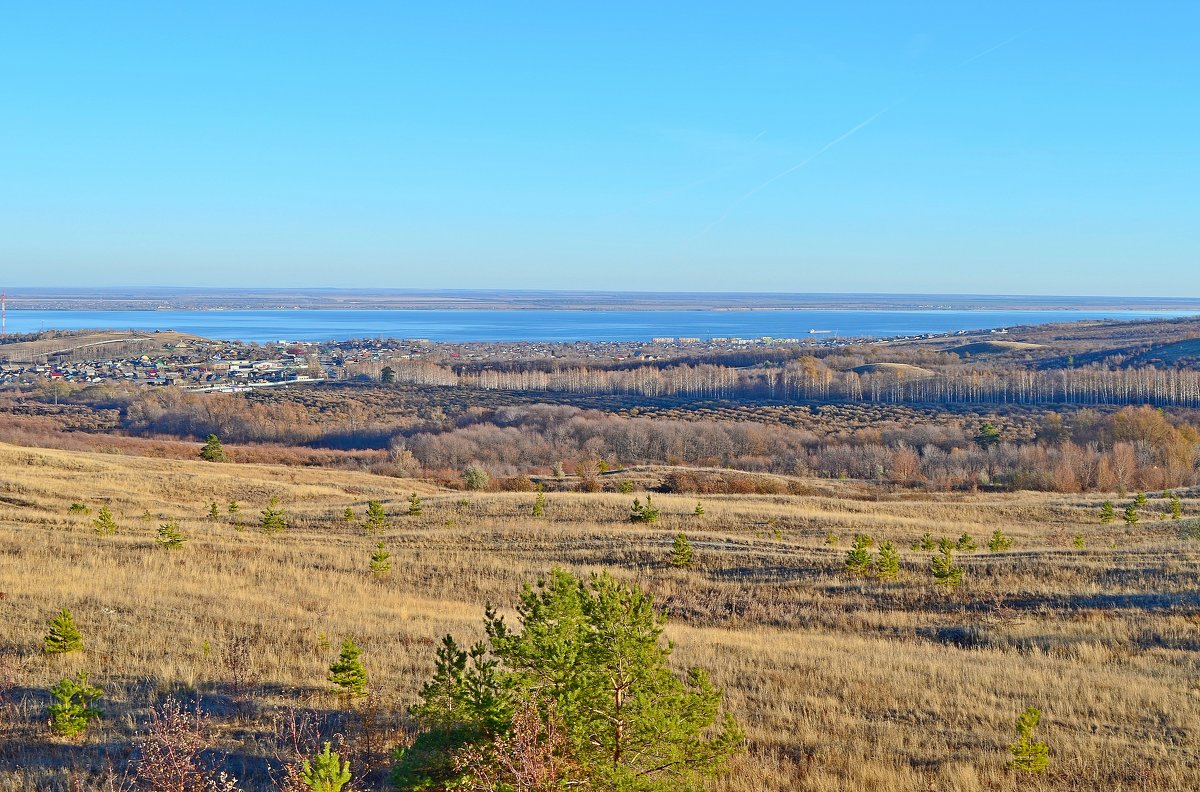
[1,2,1196,294]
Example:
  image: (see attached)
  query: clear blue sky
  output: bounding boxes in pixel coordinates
[1,2,1197,295]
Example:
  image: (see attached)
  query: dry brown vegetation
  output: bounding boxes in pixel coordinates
[2,441,1199,790]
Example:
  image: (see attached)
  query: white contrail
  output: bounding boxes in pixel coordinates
[702,100,901,234]
[699,32,1022,235]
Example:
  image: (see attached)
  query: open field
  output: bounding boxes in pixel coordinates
[2,442,1198,790]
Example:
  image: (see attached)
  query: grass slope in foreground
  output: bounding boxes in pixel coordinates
[0,442,1198,790]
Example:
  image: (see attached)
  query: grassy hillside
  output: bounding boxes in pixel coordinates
[1,443,1198,790]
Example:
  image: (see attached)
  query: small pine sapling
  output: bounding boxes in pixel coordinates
[629,496,659,524]
[69,502,89,514]
[365,500,387,534]
[825,531,839,545]
[671,532,694,568]
[1123,504,1139,526]
[532,486,546,517]
[45,608,84,654]
[988,529,1013,552]
[343,506,355,523]
[875,541,900,580]
[260,497,288,534]
[693,501,705,517]
[93,506,118,535]
[931,544,963,588]
[370,541,392,576]
[616,480,635,494]
[207,501,220,521]
[844,534,873,576]
[300,742,352,792]
[1099,501,1115,523]
[407,492,423,516]
[956,532,977,552]
[228,500,240,517]
[48,671,103,737]
[1009,706,1050,773]
[328,639,368,697]
[912,533,937,551]
[1072,534,1085,549]
[1134,492,1148,508]
[156,520,186,549]
[141,509,154,522]
[1171,495,1183,520]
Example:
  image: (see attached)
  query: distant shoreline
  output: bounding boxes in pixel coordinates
[4,288,1200,313]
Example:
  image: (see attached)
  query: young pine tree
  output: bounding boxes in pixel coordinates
[45,608,84,654]
[1123,504,1139,526]
[48,671,103,737]
[1171,495,1183,520]
[988,529,1014,552]
[1099,500,1116,523]
[629,495,660,524]
[199,434,228,463]
[931,544,963,589]
[693,501,705,517]
[365,500,387,534]
[93,505,118,535]
[1009,706,1050,773]
[912,533,937,551]
[370,541,392,576]
[300,742,352,792]
[260,497,287,534]
[1072,534,1085,549]
[671,533,694,568]
[407,492,423,516]
[845,534,873,576]
[156,520,186,549]
[1134,492,1148,508]
[329,639,368,696]
[956,532,977,552]
[343,506,356,523]
[875,542,900,580]
[531,486,546,517]
[207,501,220,521]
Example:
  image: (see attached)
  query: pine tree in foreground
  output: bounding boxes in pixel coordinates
[93,505,118,535]
[693,501,705,517]
[671,532,694,568]
[393,568,743,791]
[45,608,84,654]
[1009,706,1050,773]
[1124,504,1139,526]
[1099,500,1116,523]
[300,742,352,792]
[48,671,103,737]
[328,639,368,696]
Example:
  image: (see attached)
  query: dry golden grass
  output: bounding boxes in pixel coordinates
[1,442,1198,790]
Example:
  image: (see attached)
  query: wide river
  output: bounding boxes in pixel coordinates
[4,308,1196,343]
